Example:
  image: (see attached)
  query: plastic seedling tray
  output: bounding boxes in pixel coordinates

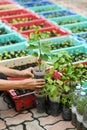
[21,26,70,39]
[0,8,31,18]
[41,35,84,50]
[0,1,14,5]
[62,22,87,34]
[29,4,65,13]
[20,1,54,7]
[29,35,84,55]
[38,9,76,19]
[2,13,41,24]
[0,4,21,11]
[52,45,87,63]
[11,19,54,32]
[0,24,15,37]
[5,87,36,111]
[0,32,28,53]
[74,32,87,43]
[49,14,87,26]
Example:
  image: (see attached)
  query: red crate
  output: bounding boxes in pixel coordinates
[5,78,36,112]
[20,26,70,39]
[2,13,41,24]
[0,8,31,18]
[0,1,14,5]
[10,19,56,33]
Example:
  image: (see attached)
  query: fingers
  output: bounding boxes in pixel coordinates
[35,85,44,89]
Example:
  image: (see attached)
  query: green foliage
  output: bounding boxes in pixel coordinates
[27,26,51,65]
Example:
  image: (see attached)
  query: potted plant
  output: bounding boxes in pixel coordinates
[27,26,51,113]
[45,69,62,116]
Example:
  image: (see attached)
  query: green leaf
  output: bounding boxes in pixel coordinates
[27,44,38,50]
[64,85,70,92]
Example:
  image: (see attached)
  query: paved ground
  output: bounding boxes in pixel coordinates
[0,0,87,130]
[50,0,87,16]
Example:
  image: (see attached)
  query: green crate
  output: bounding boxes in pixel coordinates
[0,24,15,36]
[62,21,87,34]
[29,4,65,13]
[81,81,87,93]
[52,45,87,63]
[0,32,28,53]
[49,15,87,26]
[28,35,84,55]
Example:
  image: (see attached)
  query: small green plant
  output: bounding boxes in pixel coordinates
[27,26,51,71]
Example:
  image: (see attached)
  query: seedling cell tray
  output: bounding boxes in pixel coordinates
[29,4,65,13]
[20,1,54,7]
[38,9,76,19]
[0,32,28,52]
[2,13,41,24]
[0,8,31,18]
[20,26,70,38]
[11,19,54,32]
[74,32,87,43]
[62,22,87,34]
[49,14,87,26]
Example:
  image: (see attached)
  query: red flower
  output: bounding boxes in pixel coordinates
[52,70,62,80]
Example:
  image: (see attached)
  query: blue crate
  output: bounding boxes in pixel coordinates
[21,1,54,7]
[74,32,87,43]
[37,9,77,19]
[0,32,28,53]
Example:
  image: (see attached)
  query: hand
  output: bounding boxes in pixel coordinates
[23,78,45,90]
[21,67,34,78]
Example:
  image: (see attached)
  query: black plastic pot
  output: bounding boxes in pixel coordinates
[62,106,72,121]
[34,66,45,79]
[46,97,61,116]
[35,93,46,113]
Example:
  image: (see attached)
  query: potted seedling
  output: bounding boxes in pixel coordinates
[27,26,51,113]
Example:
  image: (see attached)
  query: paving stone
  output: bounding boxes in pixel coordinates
[5,113,33,126]
[9,125,23,130]
[45,120,75,130]
[25,120,44,130]
[0,119,6,130]
[39,114,63,126]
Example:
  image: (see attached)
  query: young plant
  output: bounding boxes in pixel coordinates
[27,26,51,71]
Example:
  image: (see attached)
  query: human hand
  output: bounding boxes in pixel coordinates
[22,78,45,90]
[21,67,34,78]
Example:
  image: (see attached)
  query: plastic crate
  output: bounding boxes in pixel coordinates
[29,35,84,55]
[0,8,31,18]
[29,4,65,13]
[0,24,15,36]
[0,4,21,11]
[0,32,28,53]
[2,13,41,24]
[11,19,55,32]
[5,88,36,111]
[0,54,37,68]
[21,26,70,39]
[21,1,54,7]
[0,1,14,5]
[74,32,87,43]
[52,45,87,63]
[49,14,87,26]
[62,22,87,34]
[38,9,76,19]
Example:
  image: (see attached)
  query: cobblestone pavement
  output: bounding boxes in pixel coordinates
[0,94,76,130]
